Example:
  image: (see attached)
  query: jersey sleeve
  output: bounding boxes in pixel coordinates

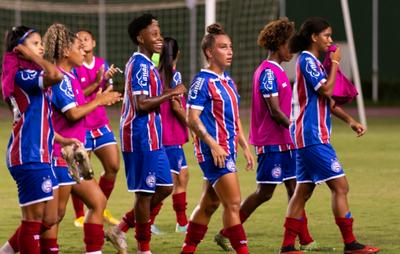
[131,61,150,96]
[14,69,44,93]
[170,71,182,88]
[259,68,278,98]
[51,76,77,113]
[187,76,209,111]
[301,56,327,91]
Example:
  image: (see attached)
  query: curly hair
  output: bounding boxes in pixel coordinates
[257,17,294,51]
[43,23,76,62]
[201,23,227,60]
[128,13,157,45]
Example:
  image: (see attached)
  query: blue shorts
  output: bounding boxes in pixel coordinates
[9,164,57,207]
[165,145,188,174]
[296,143,345,184]
[85,125,117,151]
[53,165,76,186]
[256,150,297,184]
[199,154,237,186]
[123,149,173,193]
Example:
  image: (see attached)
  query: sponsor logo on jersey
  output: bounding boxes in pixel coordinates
[262,69,275,91]
[136,63,149,87]
[60,77,75,99]
[305,57,320,78]
[21,70,38,80]
[189,77,205,99]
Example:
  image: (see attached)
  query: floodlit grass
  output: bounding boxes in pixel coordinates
[0,111,398,253]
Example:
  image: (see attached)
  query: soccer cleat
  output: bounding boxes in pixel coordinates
[103,209,120,225]
[214,232,233,252]
[74,216,84,228]
[175,223,188,233]
[150,224,165,235]
[344,241,380,254]
[279,245,304,254]
[299,240,320,251]
[73,145,94,180]
[105,225,128,254]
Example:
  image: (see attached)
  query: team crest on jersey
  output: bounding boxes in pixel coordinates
[262,69,275,91]
[41,178,53,193]
[60,77,75,99]
[189,77,205,99]
[271,165,282,178]
[136,63,149,87]
[330,159,342,173]
[146,174,156,188]
[305,57,320,78]
[21,70,38,80]
[225,158,236,172]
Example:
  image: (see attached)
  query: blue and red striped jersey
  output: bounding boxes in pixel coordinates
[120,52,163,152]
[187,69,240,163]
[290,51,331,149]
[6,69,54,169]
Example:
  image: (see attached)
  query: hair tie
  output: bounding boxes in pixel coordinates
[17,28,36,45]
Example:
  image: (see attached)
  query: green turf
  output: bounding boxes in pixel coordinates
[0,113,398,253]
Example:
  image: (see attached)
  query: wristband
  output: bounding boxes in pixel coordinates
[332,59,340,65]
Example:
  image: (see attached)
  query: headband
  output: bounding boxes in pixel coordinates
[17,29,36,45]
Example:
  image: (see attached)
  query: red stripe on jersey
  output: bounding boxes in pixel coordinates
[295,72,307,148]
[318,97,329,142]
[208,81,229,153]
[220,79,239,154]
[194,136,205,163]
[122,61,135,151]
[10,116,24,166]
[149,70,160,150]
[41,96,50,163]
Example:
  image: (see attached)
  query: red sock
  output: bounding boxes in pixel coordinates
[19,221,41,254]
[119,209,135,233]
[282,217,302,248]
[335,217,356,244]
[99,176,115,199]
[40,222,51,234]
[135,222,151,252]
[224,224,249,254]
[298,210,314,245]
[71,193,85,218]
[239,210,250,224]
[83,223,104,252]
[8,226,20,252]
[150,202,163,225]
[181,221,208,254]
[40,238,59,254]
[172,192,188,226]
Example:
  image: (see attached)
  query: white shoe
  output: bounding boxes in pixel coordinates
[150,224,164,235]
[105,226,128,254]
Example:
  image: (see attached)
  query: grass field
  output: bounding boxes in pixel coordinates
[0,109,399,254]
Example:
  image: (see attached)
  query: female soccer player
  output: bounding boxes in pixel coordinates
[279,17,380,254]
[0,25,77,254]
[158,37,190,233]
[42,23,121,253]
[117,14,186,254]
[69,29,121,227]
[215,17,318,252]
[180,23,254,254]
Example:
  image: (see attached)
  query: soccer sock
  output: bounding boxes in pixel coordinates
[239,210,250,224]
[150,202,163,225]
[7,226,20,252]
[335,214,356,244]
[135,221,151,252]
[181,221,208,254]
[40,238,59,254]
[282,217,303,248]
[40,222,51,234]
[224,224,249,254]
[19,220,41,254]
[99,176,115,199]
[83,223,104,252]
[71,193,85,218]
[119,209,135,232]
[298,210,314,245]
[172,192,188,226]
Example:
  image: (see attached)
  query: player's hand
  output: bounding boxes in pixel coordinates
[243,147,255,171]
[171,95,183,110]
[14,44,35,61]
[170,84,186,97]
[96,64,105,83]
[104,64,118,80]
[350,120,366,137]
[331,46,341,63]
[210,143,228,168]
[95,85,122,106]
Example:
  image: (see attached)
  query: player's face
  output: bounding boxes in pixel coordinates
[77,31,95,53]
[314,27,333,52]
[68,38,85,67]
[23,32,44,58]
[278,41,293,62]
[141,20,163,54]
[210,34,233,68]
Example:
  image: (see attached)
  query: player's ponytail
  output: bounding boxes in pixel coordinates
[201,23,227,60]
[159,37,179,89]
[289,17,330,53]
[43,23,76,62]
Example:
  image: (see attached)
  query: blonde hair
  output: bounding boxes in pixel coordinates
[43,23,76,62]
